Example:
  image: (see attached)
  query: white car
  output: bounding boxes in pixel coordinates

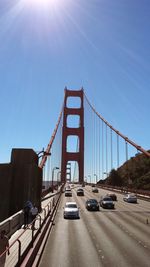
[123,193,137,203]
[63,202,80,219]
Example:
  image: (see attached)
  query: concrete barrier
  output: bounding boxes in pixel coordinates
[0,210,23,238]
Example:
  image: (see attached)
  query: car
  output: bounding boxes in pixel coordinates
[63,202,80,219]
[92,187,99,193]
[65,188,72,197]
[86,199,100,211]
[123,193,137,203]
[106,193,117,201]
[100,196,115,209]
[77,188,84,196]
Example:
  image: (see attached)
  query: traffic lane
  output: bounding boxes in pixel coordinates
[84,186,150,212]
[105,210,150,248]
[72,190,150,266]
[81,206,150,267]
[39,189,150,267]
[38,196,103,267]
[73,188,150,251]
[72,186,150,230]
[78,186,150,227]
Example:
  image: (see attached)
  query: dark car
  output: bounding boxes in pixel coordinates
[107,193,117,201]
[86,199,100,211]
[92,187,99,193]
[100,196,115,209]
[65,188,72,197]
[77,188,84,196]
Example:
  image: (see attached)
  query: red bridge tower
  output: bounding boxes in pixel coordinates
[61,89,84,184]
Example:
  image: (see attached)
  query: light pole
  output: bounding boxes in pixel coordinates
[94,174,98,185]
[57,171,61,188]
[52,167,59,193]
[84,176,87,185]
[88,175,91,185]
[37,148,51,160]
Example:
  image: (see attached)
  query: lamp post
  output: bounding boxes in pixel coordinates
[84,176,87,185]
[94,174,98,185]
[52,167,59,193]
[37,148,51,160]
[88,175,91,185]
[57,171,61,189]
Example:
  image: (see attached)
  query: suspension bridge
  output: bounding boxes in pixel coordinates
[40,88,150,186]
[0,88,150,267]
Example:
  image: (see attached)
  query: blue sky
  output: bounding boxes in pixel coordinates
[0,0,150,163]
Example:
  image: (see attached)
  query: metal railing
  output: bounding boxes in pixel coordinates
[0,187,63,267]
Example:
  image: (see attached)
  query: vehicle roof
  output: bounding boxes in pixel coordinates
[77,188,84,190]
[127,193,136,197]
[125,193,136,197]
[87,199,98,202]
[102,196,113,200]
[65,202,77,205]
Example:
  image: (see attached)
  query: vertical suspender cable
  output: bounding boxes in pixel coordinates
[111,129,113,170]
[117,134,119,168]
[83,92,150,158]
[99,118,101,181]
[106,123,108,176]
[95,114,97,178]
[46,156,51,184]
[125,140,129,184]
[102,121,104,179]
[125,140,128,162]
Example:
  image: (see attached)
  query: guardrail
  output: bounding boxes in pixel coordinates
[0,211,24,239]
[0,186,64,267]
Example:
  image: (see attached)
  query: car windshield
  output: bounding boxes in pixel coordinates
[129,194,136,198]
[89,199,97,203]
[66,204,77,208]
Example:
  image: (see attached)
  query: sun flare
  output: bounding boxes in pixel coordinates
[25,0,59,9]
[32,0,55,5]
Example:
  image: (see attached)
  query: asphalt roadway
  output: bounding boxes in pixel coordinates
[38,185,150,267]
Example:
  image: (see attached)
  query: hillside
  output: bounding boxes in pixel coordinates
[105,151,150,190]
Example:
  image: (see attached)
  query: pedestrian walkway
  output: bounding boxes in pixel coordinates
[2,192,58,267]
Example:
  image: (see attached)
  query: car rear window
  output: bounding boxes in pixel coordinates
[66,204,77,208]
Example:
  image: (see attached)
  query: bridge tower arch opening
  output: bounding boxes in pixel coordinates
[61,88,84,184]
